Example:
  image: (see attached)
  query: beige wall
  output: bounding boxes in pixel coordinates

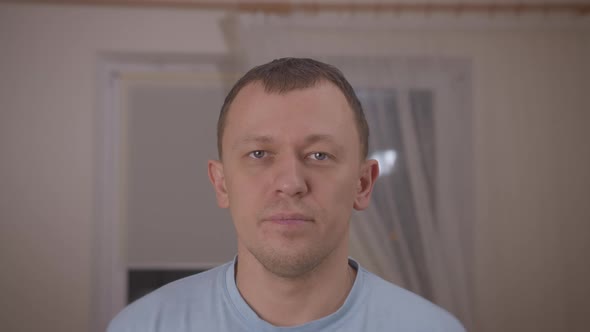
[388,28,590,332]
[461,30,590,332]
[377,28,590,332]
[0,4,226,331]
[0,3,588,332]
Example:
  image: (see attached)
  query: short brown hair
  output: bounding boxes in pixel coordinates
[217,57,369,159]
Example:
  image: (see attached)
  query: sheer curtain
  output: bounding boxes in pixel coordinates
[223,13,474,330]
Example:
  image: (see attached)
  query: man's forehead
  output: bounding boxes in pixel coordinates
[227,81,351,124]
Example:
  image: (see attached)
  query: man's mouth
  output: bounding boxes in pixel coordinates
[263,213,314,225]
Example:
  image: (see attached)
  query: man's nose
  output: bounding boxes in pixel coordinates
[272,154,309,197]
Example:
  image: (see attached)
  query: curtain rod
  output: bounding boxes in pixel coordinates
[14,1,590,16]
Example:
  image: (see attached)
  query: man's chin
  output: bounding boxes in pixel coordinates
[251,247,327,279]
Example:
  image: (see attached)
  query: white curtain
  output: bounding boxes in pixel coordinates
[223,12,474,330]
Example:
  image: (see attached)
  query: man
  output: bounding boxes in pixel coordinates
[108,58,465,331]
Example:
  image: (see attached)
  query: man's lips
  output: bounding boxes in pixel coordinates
[263,213,314,225]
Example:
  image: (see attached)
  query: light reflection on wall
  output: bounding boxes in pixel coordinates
[369,149,397,177]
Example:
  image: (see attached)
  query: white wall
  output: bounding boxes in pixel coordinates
[0,4,226,331]
[0,3,588,332]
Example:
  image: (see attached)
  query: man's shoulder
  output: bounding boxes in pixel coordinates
[360,268,466,332]
[107,262,230,332]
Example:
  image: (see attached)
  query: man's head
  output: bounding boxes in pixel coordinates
[217,58,369,160]
[208,58,379,278]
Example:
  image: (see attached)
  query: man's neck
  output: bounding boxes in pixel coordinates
[234,248,356,327]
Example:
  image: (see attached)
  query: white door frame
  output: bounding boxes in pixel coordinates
[92,53,235,332]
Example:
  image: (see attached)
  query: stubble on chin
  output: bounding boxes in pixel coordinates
[248,244,332,279]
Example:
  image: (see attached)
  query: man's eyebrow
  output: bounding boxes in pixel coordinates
[232,135,275,149]
[303,134,337,145]
[304,134,345,152]
[232,134,344,151]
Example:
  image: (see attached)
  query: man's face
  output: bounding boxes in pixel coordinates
[209,81,377,278]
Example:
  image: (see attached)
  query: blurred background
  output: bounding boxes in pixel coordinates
[0,1,589,331]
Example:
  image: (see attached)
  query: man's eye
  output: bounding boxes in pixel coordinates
[249,150,266,159]
[309,152,329,161]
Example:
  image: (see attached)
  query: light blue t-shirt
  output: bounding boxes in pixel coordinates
[108,259,465,332]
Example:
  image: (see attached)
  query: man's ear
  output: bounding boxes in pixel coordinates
[208,160,229,208]
[353,159,379,211]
